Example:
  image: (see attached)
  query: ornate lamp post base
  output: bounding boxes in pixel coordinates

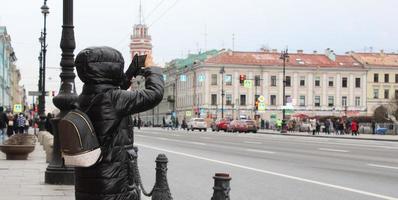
[45,117,75,185]
[45,166,74,185]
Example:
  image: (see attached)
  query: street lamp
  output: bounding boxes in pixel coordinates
[45,0,77,185]
[39,0,49,131]
[280,49,289,133]
[220,66,225,119]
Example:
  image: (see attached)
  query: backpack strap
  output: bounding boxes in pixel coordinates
[83,94,104,113]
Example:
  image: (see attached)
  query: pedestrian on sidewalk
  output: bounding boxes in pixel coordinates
[137,117,142,130]
[74,47,164,200]
[16,113,26,134]
[162,116,166,129]
[0,106,8,142]
[351,120,358,136]
[6,112,14,137]
[325,119,330,135]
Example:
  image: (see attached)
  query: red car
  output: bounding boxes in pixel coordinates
[212,119,231,132]
[227,120,248,133]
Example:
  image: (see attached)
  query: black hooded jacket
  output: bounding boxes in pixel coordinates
[74,47,164,200]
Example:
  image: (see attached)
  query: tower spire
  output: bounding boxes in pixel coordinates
[139,0,143,24]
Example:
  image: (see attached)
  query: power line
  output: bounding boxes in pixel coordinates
[148,0,180,28]
[145,0,168,20]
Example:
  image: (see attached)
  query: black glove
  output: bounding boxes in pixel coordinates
[120,54,147,90]
[125,54,147,80]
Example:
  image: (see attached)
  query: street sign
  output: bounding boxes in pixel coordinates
[258,102,266,111]
[163,74,167,81]
[185,111,192,117]
[28,91,49,96]
[258,95,265,102]
[180,75,187,82]
[200,108,205,114]
[224,75,231,82]
[13,104,23,113]
[198,74,205,82]
[243,80,253,88]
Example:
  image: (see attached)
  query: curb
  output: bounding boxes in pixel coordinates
[256,131,398,142]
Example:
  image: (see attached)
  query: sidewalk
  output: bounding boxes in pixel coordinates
[0,132,74,200]
[257,129,398,142]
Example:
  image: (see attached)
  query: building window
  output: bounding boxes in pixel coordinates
[374,73,379,83]
[300,76,305,86]
[328,77,334,87]
[285,76,291,87]
[328,96,334,107]
[385,74,389,83]
[396,90,398,99]
[285,95,291,104]
[342,96,347,107]
[255,75,261,86]
[270,95,276,106]
[384,89,389,99]
[271,76,277,86]
[342,77,348,88]
[314,96,320,107]
[315,76,320,87]
[355,78,361,88]
[299,96,305,107]
[240,95,246,106]
[373,89,379,99]
[211,94,217,105]
[211,74,217,85]
[226,94,232,105]
[355,97,361,107]
[396,74,398,83]
[225,74,232,86]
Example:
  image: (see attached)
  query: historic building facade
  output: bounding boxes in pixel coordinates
[0,26,21,111]
[157,49,369,123]
[352,52,398,115]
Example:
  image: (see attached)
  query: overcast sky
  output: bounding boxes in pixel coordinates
[1,0,398,108]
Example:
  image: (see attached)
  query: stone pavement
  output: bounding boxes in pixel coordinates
[0,133,74,200]
[258,129,398,142]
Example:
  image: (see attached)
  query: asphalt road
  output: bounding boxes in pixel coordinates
[134,128,398,200]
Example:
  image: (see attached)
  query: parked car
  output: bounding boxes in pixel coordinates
[227,120,248,133]
[187,118,207,131]
[244,120,258,133]
[214,118,231,132]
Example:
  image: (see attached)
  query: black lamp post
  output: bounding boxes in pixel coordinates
[39,0,49,131]
[38,50,43,130]
[220,66,225,119]
[45,0,77,184]
[280,49,289,133]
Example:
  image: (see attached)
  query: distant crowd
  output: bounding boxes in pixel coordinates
[0,106,54,143]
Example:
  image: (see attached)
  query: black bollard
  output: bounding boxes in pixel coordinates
[152,154,173,200]
[211,173,231,200]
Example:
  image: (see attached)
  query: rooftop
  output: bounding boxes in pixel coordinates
[205,51,362,68]
[352,52,398,67]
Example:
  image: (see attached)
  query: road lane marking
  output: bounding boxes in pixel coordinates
[137,135,207,146]
[367,163,398,170]
[201,137,212,140]
[136,143,398,200]
[246,149,275,154]
[244,141,262,145]
[318,148,349,153]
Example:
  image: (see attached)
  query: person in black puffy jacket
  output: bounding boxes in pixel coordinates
[74,46,164,200]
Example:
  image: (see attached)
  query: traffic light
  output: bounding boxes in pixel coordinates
[239,74,246,84]
[255,100,259,110]
[52,91,55,97]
